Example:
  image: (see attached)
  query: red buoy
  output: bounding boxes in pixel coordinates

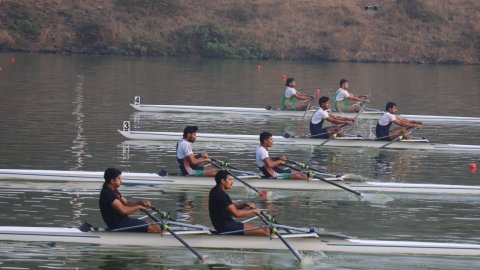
[281,73,286,82]
[315,89,320,96]
[256,64,261,71]
[470,163,477,172]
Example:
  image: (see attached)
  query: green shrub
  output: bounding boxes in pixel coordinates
[75,21,104,44]
[343,17,360,26]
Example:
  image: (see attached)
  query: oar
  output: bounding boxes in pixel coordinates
[282,163,362,197]
[316,123,349,146]
[302,99,312,119]
[209,159,267,197]
[379,127,417,149]
[257,211,303,262]
[285,160,342,178]
[142,208,206,261]
[210,158,257,175]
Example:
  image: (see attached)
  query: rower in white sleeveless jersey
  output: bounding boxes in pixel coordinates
[310,96,355,139]
[376,102,423,141]
[281,78,314,110]
[332,79,369,112]
[255,132,308,180]
[177,126,217,177]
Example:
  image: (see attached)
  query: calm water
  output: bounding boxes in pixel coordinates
[0,53,479,269]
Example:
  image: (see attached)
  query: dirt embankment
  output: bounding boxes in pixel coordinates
[0,0,479,64]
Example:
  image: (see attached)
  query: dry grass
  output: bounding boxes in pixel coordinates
[0,0,479,63]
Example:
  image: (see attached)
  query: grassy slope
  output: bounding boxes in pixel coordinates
[0,0,479,64]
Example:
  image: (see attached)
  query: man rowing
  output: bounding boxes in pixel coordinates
[310,96,355,138]
[177,126,217,177]
[281,78,315,110]
[99,167,161,232]
[332,79,369,112]
[256,132,308,180]
[209,170,269,236]
[376,102,423,141]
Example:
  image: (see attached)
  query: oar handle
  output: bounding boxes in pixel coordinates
[150,206,171,219]
[210,157,228,167]
[286,160,310,170]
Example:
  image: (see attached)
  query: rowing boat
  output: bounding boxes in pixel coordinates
[117,130,480,152]
[130,100,480,124]
[1,169,480,195]
[1,225,479,256]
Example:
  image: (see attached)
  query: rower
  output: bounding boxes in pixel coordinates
[256,132,308,180]
[177,126,217,177]
[376,102,423,141]
[209,170,269,236]
[310,96,355,139]
[99,167,161,232]
[332,79,369,112]
[281,78,314,110]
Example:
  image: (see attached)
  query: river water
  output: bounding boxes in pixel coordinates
[0,53,479,269]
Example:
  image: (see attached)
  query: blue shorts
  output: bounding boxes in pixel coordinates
[217,221,244,235]
[311,128,329,139]
[376,126,391,141]
[113,217,148,232]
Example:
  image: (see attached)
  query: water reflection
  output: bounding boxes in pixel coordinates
[71,74,87,170]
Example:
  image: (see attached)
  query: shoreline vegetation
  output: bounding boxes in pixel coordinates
[0,0,479,64]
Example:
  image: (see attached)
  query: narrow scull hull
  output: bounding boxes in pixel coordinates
[117,130,480,152]
[1,169,480,195]
[0,226,479,256]
[130,104,480,123]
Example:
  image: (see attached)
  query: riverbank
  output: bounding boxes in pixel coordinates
[0,0,479,64]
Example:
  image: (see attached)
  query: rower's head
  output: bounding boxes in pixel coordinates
[215,170,234,189]
[259,131,274,147]
[285,78,296,87]
[104,167,122,188]
[318,96,330,109]
[339,79,349,90]
[385,102,397,113]
[183,125,198,142]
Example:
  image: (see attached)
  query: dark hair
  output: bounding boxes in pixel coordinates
[285,78,295,87]
[386,102,396,111]
[318,96,329,106]
[183,126,198,136]
[215,170,231,185]
[339,79,349,86]
[259,131,272,143]
[104,167,121,184]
